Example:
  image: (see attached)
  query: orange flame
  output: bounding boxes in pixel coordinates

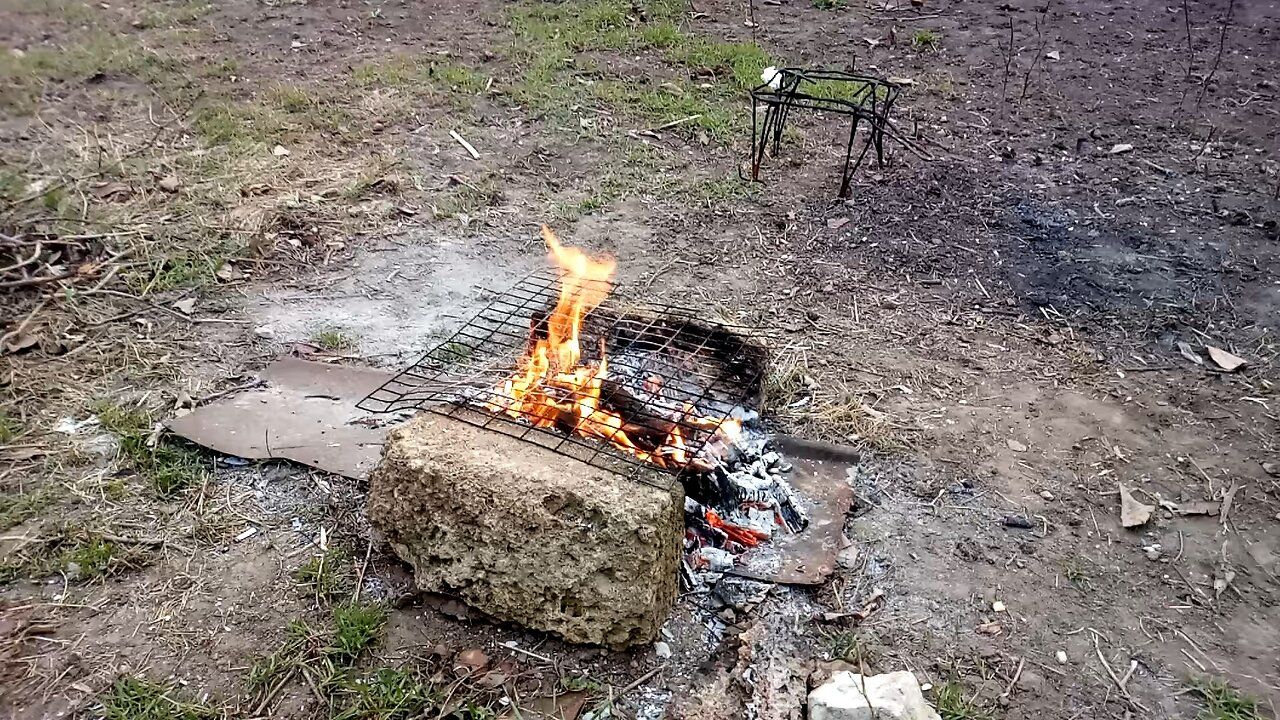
[487,225,739,470]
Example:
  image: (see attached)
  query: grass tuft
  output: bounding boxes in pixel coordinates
[95,401,206,497]
[330,602,388,664]
[98,675,219,720]
[294,548,354,600]
[313,329,356,351]
[813,0,846,8]
[0,486,52,532]
[912,29,941,51]
[332,668,437,720]
[934,681,991,720]
[1187,677,1261,720]
[0,409,24,443]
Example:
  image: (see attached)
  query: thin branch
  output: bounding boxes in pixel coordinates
[1196,0,1235,108]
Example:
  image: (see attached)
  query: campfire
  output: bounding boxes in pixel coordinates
[360,226,808,580]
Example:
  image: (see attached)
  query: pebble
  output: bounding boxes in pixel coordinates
[1039,490,1054,501]
[1056,650,1068,664]
[654,641,672,659]
[992,600,1006,613]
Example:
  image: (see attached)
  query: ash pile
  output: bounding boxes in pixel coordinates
[680,411,808,585]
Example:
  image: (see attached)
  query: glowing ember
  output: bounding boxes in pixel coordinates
[485,226,739,470]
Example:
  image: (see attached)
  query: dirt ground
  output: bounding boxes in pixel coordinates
[2,0,1278,719]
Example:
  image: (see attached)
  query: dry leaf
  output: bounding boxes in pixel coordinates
[1118,483,1154,528]
[1177,340,1203,365]
[1205,345,1246,372]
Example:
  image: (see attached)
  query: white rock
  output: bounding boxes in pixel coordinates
[253,325,276,340]
[1055,650,1068,664]
[654,641,672,659]
[808,671,941,720]
[992,600,1007,612]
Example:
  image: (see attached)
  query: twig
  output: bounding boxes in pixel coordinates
[1000,657,1025,699]
[616,665,665,697]
[1182,0,1195,83]
[1219,481,1239,527]
[352,538,373,604]
[0,296,50,351]
[1000,16,1016,108]
[649,114,702,132]
[1195,0,1235,107]
[1018,1,1052,102]
[1090,630,1144,710]
[195,379,266,406]
[448,130,481,160]
[0,240,42,274]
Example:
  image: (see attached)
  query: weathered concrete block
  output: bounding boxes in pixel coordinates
[368,412,683,648]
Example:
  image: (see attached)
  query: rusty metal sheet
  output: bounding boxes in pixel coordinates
[728,435,858,586]
[167,358,395,479]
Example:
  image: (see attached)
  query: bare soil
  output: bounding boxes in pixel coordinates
[2,0,1277,719]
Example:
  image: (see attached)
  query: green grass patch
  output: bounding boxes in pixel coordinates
[682,174,760,204]
[332,668,437,720]
[312,329,356,352]
[1187,677,1262,720]
[560,675,604,693]
[192,100,287,146]
[934,681,991,720]
[331,602,388,664]
[813,0,846,8]
[0,33,184,113]
[95,401,206,497]
[294,548,354,600]
[0,410,22,443]
[0,486,53,532]
[123,249,225,295]
[509,0,773,140]
[349,56,489,100]
[431,178,503,219]
[912,29,941,51]
[97,675,219,720]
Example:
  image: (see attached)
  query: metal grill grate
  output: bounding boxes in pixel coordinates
[358,269,770,487]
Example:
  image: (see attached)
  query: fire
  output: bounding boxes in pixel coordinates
[486,225,737,470]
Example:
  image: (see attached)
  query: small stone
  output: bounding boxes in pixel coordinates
[992,600,1006,613]
[718,608,736,624]
[1006,439,1028,453]
[253,325,276,340]
[1055,650,1068,664]
[1016,669,1044,693]
[1003,515,1034,529]
[654,641,672,659]
[1039,490,1054,501]
[172,298,196,315]
[1109,143,1135,154]
[806,309,821,321]
[157,174,180,193]
[1143,544,1162,561]
[808,671,940,720]
[1262,461,1278,477]
[455,648,489,672]
[272,144,290,157]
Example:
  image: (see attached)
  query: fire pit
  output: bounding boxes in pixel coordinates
[361,227,808,568]
[361,227,811,645]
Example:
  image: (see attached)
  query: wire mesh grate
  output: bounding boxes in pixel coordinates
[358,269,770,488]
